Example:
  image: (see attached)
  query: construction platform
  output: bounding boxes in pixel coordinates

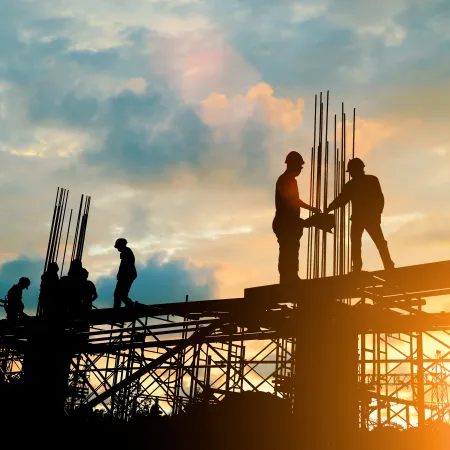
[1,260,450,440]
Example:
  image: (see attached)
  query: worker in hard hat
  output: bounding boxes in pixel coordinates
[5,277,30,322]
[273,151,321,284]
[326,158,395,272]
[39,262,60,318]
[60,259,85,317]
[81,268,98,311]
[114,238,137,308]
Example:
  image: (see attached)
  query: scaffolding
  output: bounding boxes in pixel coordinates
[1,92,450,440]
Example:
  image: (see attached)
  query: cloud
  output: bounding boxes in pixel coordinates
[391,213,450,249]
[336,115,421,157]
[80,92,212,180]
[0,0,450,319]
[117,78,148,95]
[95,254,218,306]
[320,0,410,46]
[199,82,305,132]
[376,80,450,121]
[291,2,328,23]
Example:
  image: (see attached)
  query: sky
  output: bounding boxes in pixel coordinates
[1,0,450,314]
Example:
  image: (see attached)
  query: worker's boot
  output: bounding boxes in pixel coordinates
[124,298,134,308]
[378,241,395,271]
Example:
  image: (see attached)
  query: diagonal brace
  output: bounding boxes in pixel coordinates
[74,319,224,414]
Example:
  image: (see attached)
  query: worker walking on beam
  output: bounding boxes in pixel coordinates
[326,158,395,272]
[114,238,137,308]
[273,151,321,284]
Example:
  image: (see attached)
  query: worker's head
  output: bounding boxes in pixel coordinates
[48,262,59,273]
[81,268,89,280]
[346,158,365,178]
[114,238,127,251]
[18,277,30,290]
[285,151,305,176]
[68,259,83,276]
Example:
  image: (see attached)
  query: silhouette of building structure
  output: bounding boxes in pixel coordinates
[1,92,450,447]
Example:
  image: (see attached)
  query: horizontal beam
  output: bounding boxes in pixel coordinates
[245,260,450,303]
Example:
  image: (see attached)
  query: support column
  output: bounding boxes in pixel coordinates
[294,298,359,449]
[22,328,74,422]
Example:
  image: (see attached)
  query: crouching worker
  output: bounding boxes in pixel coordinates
[5,277,30,323]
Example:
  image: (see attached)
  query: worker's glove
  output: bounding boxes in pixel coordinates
[302,213,335,233]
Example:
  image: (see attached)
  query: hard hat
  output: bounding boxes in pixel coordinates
[346,158,365,172]
[285,151,305,165]
[70,259,82,270]
[19,277,30,289]
[48,261,59,271]
[115,238,127,248]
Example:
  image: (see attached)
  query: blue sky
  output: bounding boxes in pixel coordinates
[1,0,450,314]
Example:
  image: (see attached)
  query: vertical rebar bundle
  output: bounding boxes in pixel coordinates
[306,91,356,280]
[43,187,69,274]
[38,188,69,316]
[71,195,91,263]
[38,188,91,315]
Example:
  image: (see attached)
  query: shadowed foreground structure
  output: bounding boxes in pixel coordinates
[2,92,450,448]
[2,260,450,449]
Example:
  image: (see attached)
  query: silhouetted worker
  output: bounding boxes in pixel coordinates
[114,238,137,308]
[273,151,320,283]
[60,259,84,316]
[81,268,98,311]
[39,262,60,317]
[5,277,30,323]
[150,398,162,417]
[326,158,395,272]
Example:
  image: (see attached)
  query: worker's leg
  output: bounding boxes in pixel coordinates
[280,236,300,283]
[6,309,18,324]
[365,221,395,270]
[113,283,123,309]
[350,221,364,272]
[274,220,302,283]
[114,280,134,307]
[120,278,133,306]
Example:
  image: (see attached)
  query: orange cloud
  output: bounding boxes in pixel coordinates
[199,82,305,132]
[117,78,148,95]
[336,116,421,157]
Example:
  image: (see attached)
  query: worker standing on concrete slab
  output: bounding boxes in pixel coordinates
[39,262,60,318]
[326,158,395,272]
[273,151,321,284]
[114,238,137,308]
[81,268,98,311]
[60,259,85,317]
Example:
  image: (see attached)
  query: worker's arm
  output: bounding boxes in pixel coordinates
[298,198,321,214]
[92,283,98,301]
[278,178,321,214]
[326,183,352,213]
[374,177,384,215]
